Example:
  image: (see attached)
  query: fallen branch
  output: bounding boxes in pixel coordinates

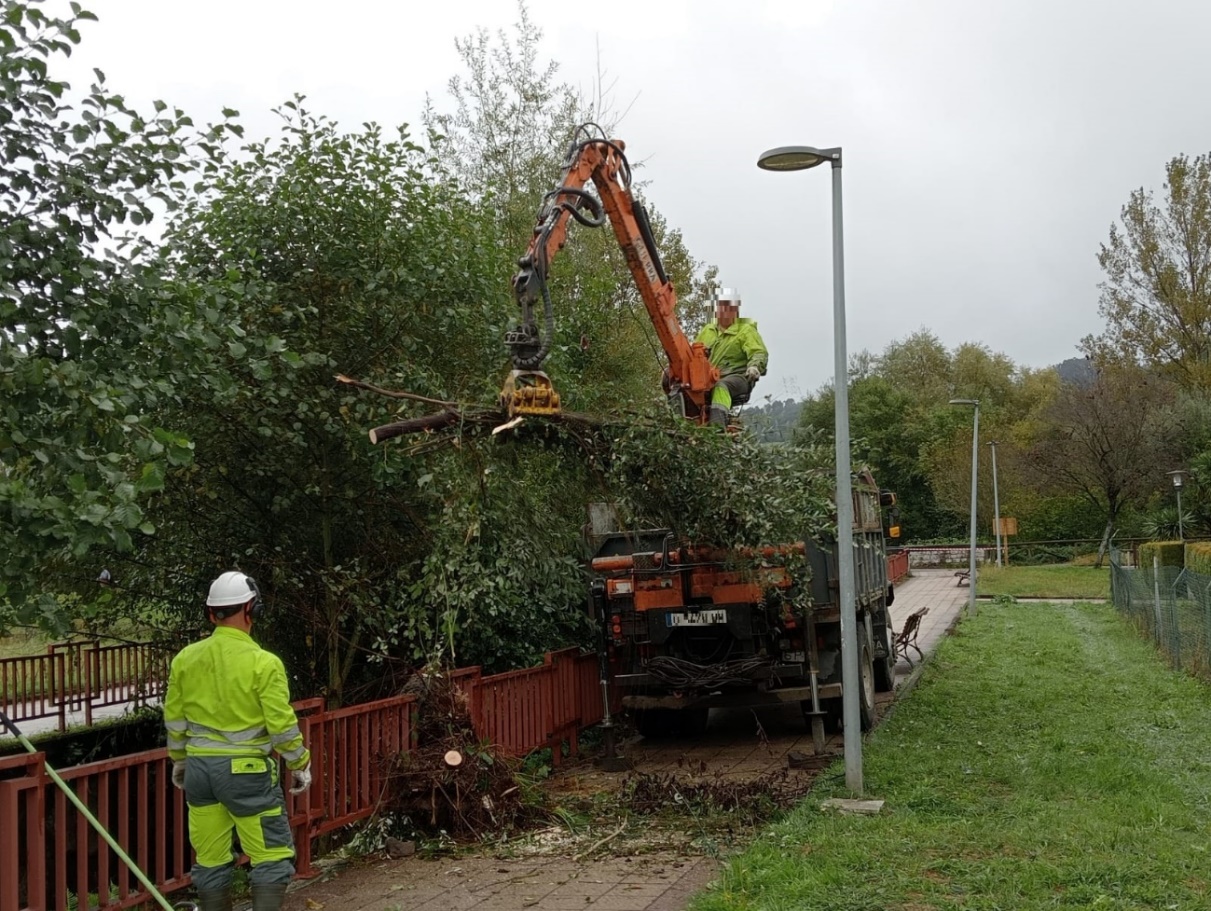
[369,410,467,444]
[335,374,457,408]
[571,821,628,862]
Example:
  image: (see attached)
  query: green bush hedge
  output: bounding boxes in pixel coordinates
[1185,542,1211,576]
[1139,540,1185,568]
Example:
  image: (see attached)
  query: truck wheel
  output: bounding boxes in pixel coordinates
[874,624,897,693]
[632,708,677,739]
[859,638,877,731]
[679,707,710,737]
[822,699,843,734]
[632,709,664,739]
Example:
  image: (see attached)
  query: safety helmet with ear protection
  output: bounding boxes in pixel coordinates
[206,571,264,619]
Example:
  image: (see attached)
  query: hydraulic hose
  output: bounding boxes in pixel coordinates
[0,708,180,911]
[513,269,556,370]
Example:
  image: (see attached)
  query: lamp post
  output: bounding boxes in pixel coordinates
[950,399,980,617]
[1168,470,1187,540]
[988,440,1001,567]
[757,143,863,794]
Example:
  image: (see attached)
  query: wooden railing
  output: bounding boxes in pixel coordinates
[0,648,601,911]
[887,550,910,585]
[0,642,168,733]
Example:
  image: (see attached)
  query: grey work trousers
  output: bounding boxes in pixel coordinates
[184,754,296,890]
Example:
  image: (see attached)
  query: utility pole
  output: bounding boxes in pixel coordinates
[989,440,1001,567]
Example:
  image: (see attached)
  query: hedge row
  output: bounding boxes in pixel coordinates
[1139,541,1185,568]
[1185,542,1211,576]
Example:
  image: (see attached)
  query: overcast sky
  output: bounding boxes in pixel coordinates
[58,0,1211,401]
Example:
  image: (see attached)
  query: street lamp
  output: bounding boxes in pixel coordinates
[950,399,980,617]
[988,441,1002,567]
[757,143,864,794]
[1168,470,1188,540]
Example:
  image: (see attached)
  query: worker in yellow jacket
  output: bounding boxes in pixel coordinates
[164,571,312,911]
[694,287,769,427]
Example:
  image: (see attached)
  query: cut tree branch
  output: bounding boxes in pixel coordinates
[335,374,458,408]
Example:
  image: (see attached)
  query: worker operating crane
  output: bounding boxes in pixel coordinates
[499,123,723,423]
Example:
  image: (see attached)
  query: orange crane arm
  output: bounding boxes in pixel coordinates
[503,128,717,420]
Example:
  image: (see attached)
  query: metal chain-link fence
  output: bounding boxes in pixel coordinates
[1110,547,1211,680]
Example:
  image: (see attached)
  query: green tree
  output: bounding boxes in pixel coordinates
[1089,153,1211,390]
[1157,390,1211,537]
[119,103,535,705]
[1029,363,1177,565]
[801,331,1050,541]
[797,376,959,540]
[878,330,953,404]
[423,1,713,415]
[0,0,238,632]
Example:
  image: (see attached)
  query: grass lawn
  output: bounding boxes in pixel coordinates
[0,628,52,660]
[691,602,1211,910]
[977,563,1110,600]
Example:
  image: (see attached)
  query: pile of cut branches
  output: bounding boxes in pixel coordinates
[380,667,547,837]
[620,767,810,827]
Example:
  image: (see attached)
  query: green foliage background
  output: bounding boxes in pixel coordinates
[0,1,814,705]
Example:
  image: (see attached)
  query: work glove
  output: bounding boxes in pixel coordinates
[171,760,186,790]
[289,762,312,795]
[745,365,761,383]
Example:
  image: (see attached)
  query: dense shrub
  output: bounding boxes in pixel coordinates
[1139,541,1184,568]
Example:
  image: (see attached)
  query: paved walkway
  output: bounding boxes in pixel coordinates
[282,569,969,911]
[0,700,147,741]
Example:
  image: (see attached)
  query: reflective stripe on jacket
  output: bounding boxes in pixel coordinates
[695,317,769,376]
[164,626,310,770]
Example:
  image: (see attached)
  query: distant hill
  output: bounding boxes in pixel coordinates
[741,397,803,442]
[1055,357,1096,385]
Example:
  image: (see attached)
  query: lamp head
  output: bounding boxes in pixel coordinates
[757,145,841,172]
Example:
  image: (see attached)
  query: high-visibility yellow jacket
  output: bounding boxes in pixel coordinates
[163,626,310,770]
[695,317,769,377]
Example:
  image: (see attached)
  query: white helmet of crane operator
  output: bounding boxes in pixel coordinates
[711,287,742,308]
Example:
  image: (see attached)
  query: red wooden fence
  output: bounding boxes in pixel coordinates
[451,648,595,766]
[887,550,910,586]
[0,643,168,733]
[0,649,600,911]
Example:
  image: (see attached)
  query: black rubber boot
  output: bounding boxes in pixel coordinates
[251,883,289,911]
[708,405,729,428]
[196,890,232,911]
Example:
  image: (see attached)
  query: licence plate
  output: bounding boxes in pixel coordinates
[667,609,728,627]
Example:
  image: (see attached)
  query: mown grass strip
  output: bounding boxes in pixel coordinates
[977,564,1110,600]
[692,602,1211,910]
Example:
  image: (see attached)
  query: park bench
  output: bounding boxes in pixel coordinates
[895,607,930,667]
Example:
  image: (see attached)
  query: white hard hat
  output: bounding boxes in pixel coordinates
[712,287,741,306]
[206,571,258,608]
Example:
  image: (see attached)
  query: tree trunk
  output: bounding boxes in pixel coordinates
[322,501,344,709]
[1095,516,1114,569]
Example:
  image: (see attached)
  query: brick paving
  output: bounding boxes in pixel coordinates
[283,854,720,911]
[282,568,968,911]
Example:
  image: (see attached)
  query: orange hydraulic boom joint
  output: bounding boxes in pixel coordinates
[500,123,718,422]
